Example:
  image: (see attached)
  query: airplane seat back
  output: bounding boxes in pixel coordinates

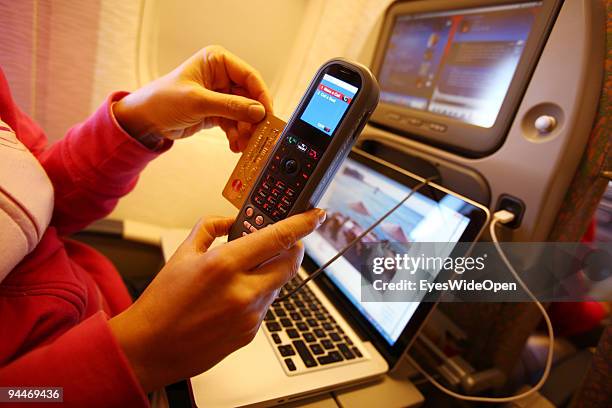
[358,0,605,243]
[354,0,609,378]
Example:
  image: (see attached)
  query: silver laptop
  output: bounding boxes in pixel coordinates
[190,149,489,407]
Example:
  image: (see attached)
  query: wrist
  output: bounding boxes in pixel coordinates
[109,310,160,393]
[113,98,166,150]
[112,94,164,148]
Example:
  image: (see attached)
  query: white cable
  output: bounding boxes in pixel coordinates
[407,210,555,403]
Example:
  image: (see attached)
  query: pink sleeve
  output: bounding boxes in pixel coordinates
[38,92,172,235]
[0,312,149,408]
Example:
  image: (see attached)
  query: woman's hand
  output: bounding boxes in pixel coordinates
[109,209,326,392]
[113,45,273,152]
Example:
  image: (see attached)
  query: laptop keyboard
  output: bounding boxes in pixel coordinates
[263,276,365,375]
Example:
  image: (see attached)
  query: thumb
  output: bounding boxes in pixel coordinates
[181,216,235,254]
[201,89,266,123]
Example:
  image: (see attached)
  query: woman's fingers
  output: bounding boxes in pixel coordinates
[182,216,235,253]
[221,209,326,269]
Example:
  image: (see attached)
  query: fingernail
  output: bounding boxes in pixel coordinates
[315,209,327,225]
[248,103,265,121]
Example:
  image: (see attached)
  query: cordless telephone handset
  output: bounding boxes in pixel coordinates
[228,58,379,241]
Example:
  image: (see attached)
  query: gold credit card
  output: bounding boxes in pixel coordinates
[223,114,287,209]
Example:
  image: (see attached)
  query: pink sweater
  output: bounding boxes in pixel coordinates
[0,68,170,407]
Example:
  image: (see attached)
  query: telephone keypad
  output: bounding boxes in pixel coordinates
[246,134,320,224]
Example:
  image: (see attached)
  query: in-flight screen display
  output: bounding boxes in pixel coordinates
[378,2,542,128]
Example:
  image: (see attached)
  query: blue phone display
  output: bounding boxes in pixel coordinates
[300,74,358,136]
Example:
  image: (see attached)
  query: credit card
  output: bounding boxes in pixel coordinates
[222,114,286,209]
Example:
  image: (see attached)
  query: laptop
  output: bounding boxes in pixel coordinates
[190,148,489,407]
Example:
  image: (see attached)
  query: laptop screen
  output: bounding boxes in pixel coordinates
[303,157,472,345]
[378,1,543,128]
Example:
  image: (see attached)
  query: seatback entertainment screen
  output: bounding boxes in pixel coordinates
[378,2,542,128]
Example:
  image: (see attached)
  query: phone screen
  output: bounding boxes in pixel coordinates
[283,68,361,165]
[300,74,359,136]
